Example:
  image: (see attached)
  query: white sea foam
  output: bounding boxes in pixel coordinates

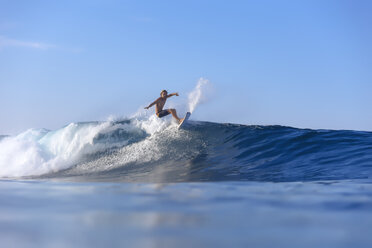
[66,124,203,177]
[188,78,213,113]
[0,121,137,177]
[130,108,175,134]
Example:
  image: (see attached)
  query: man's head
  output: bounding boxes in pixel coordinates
[160,90,168,97]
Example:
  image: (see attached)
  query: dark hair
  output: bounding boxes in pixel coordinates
[160,90,167,96]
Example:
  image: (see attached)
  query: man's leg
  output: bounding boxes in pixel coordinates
[169,109,182,123]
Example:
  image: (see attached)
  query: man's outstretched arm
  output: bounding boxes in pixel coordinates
[167,93,179,98]
[144,99,158,109]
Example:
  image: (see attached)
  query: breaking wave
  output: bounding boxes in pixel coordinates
[1,116,371,183]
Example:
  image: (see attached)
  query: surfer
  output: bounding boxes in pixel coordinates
[144,90,183,123]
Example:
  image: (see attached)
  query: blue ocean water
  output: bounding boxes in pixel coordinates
[0,118,372,247]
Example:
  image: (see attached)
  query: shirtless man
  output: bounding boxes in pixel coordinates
[144,90,183,123]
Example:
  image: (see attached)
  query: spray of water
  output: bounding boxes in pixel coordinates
[188,78,212,113]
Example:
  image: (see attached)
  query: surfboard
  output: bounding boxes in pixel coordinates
[178,112,191,129]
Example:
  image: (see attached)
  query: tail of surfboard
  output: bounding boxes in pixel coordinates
[178,112,191,129]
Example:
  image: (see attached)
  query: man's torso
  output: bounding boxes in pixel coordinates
[155,97,167,113]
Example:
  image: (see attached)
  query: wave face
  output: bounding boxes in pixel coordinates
[0,118,371,183]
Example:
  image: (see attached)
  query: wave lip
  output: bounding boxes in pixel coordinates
[1,119,372,183]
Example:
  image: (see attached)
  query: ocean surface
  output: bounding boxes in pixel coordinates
[1,116,372,247]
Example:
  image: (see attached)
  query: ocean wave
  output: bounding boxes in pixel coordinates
[1,117,371,183]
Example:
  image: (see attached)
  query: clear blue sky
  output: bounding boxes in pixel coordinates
[1,0,371,134]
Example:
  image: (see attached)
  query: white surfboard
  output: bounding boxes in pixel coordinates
[178,112,191,129]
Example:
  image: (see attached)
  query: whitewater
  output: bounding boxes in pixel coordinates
[1,79,372,248]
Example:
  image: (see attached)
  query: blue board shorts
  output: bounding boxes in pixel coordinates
[157,109,171,118]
